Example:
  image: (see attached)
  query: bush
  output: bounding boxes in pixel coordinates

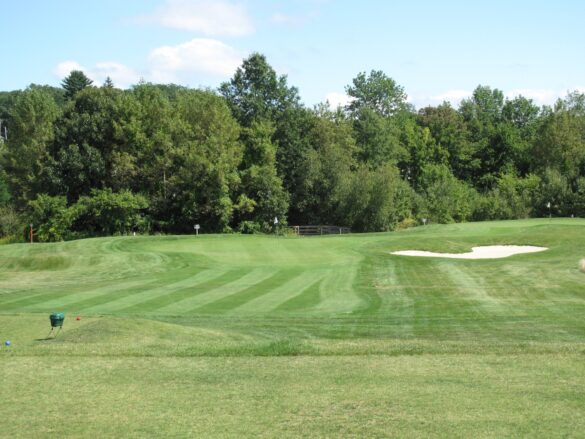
[335,164,415,232]
[28,190,149,242]
[73,189,149,236]
[0,206,24,242]
[29,195,75,242]
[0,175,10,207]
[395,217,418,230]
[238,220,262,234]
[534,168,574,217]
[419,164,477,223]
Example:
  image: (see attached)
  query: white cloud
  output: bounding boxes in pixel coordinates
[407,89,471,109]
[145,0,253,36]
[148,38,244,80]
[324,92,353,109]
[54,61,140,88]
[505,88,559,106]
[54,39,243,88]
[53,61,84,79]
[411,87,585,109]
[505,88,585,106]
[430,89,472,105]
[92,62,141,88]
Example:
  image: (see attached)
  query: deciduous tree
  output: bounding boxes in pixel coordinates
[2,87,59,205]
[346,70,408,117]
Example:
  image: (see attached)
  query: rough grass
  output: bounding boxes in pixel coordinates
[1,218,585,437]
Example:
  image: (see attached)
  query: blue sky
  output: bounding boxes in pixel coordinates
[2,0,584,109]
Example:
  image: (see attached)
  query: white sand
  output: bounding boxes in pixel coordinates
[391,245,548,260]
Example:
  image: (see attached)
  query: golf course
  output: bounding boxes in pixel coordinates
[1,218,585,437]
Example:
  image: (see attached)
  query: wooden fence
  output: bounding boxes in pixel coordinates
[289,225,351,236]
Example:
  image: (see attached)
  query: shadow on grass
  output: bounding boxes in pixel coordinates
[179,338,315,357]
[35,329,64,341]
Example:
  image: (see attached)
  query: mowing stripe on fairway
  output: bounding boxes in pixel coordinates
[496,262,564,304]
[32,269,202,312]
[386,261,417,335]
[274,278,324,312]
[16,262,206,312]
[107,268,249,314]
[437,262,506,314]
[194,269,300,314]
[2,219,585,341]
[312,265,364,314]
[349,257,416,338]
[349,256,385,316]
[77,268,232,314]
[376,258,450,338]
[12,277,165,312]
[1,279,157,311]
[232,269,327,314]
[57,282,165,314]
[0,288,71,308]
[154,267,276,315]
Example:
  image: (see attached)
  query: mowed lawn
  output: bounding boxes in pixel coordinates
[1,218,585,437]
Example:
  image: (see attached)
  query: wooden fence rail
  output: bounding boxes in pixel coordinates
[288,225,351,236]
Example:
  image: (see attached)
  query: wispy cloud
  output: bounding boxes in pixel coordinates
[324,92,353,109]
[54,61,84,79]
[54,38,243,87]
[411,87,585,109]
[505,88,559,106]
[140,0,254,36]
[406,89,472,109]
[148,38,244,81]
[430,89,473,105]
[54,60,140,88]
[93,62,142,87]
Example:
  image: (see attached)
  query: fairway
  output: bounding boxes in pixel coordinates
[1,219,585,437]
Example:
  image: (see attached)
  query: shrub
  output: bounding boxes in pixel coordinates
[418,164,477,223]
[29,195,75,242]
[238,220,262,234]
[395,217,418,230]
[335,164,415,232]
[73,189,149,236]
[0,206,24,242]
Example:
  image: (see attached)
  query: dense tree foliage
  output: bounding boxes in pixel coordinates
[62,70,94,100]
[346,70,409,117]
[1,55,584,242]
[2,87,59,206]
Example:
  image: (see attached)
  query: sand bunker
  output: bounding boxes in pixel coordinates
[391,245,547,260]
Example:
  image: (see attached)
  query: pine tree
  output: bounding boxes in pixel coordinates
[62,70,93,99]
[103,77,114,89]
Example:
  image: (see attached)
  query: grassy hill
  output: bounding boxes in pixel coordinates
[1,219,584,437]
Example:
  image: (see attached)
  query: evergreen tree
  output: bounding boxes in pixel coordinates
[61,70,93,99]
[103,77,115,89]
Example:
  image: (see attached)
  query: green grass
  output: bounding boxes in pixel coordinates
[1,218,585,437]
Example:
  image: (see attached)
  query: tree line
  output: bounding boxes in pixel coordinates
[0,53,584,242]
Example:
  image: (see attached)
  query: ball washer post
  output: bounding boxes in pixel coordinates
[48,312,65,338]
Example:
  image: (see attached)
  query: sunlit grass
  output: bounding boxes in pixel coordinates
[1,218,585,437]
